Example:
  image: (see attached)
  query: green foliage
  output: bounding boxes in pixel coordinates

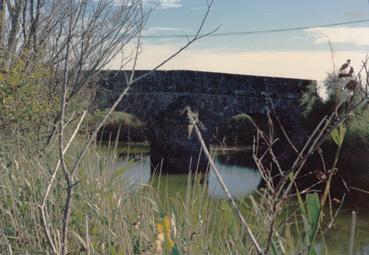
[300,73,353,127]
[339,109,369,178]
[346,110,369,143]
[87,110,148,143]
[331,124,347,146]
[299,82,334,134]
[306,193,320,255]
[300,72,369,188]
[300,82,324,118]
[89,110,145,127]
[323,73,348,104]
[0,58,51,133]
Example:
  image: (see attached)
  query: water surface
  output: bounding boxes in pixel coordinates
[117,151,262,199]
[115,146,369,255]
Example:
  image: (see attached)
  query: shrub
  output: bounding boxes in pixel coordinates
[0,58,52,135]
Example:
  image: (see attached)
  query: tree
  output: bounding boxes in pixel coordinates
[0,0,150,142]
[31,1,217,254]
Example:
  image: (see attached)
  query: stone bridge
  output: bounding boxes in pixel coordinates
[95,70,313,174]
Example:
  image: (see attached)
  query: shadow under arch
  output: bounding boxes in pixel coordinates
[211,112,296,175]
[96,111,148,143]
[210,113,269,171]
[211,113,273,147]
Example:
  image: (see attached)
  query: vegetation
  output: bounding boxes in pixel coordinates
[340,109,369,188]
[213,114,260,146]
[0,59,55,144]
[0,139,344,254]
[89,111,148,143]
[0,0,368,254]
[300,71,369,191]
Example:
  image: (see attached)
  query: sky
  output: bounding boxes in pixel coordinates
[109,0,369,81]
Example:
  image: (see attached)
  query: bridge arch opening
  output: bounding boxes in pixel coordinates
[211,113,294,173]
[96,111,148,144]
[212,113,274,148]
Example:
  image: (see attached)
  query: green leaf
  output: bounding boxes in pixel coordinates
[306,193,320,255]
[296,187,309,238]
[172,245,181,255]
[331,124,346,146]
[306,193,320,235]
[270,240,279,255]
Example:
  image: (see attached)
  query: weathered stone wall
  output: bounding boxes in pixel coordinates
[96,70,312,126]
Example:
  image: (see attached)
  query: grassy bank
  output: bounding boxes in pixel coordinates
[88,111,148,143]
[2,136,364,254]
[0,140,250,254]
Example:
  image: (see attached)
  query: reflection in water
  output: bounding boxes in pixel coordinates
[118,152,261,198]
[215,150,257,168]
[210,151,261,198]
[115,155,151,192]
[208,164,261,199]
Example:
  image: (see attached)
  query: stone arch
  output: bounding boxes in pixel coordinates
[95,70,311,174]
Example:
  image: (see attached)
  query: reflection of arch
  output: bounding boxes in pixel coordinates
[97,111,148,142]
[215,150,257,168]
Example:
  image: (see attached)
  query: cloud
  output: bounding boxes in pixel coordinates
[142,0,182,9]
[142,26,192,37]
[108,43,367,81]
[146,26,183,32]
[344,10,368,19]
[306,26,369,46]
[156,0,182,9]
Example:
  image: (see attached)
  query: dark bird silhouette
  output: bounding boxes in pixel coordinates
[339,59,351,72]
[339,59,353,78]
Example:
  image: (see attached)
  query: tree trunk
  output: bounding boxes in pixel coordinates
[7,0,23,58]
[0,0,5,54]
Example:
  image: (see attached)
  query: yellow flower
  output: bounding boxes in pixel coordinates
[156,223,164,236]
[155,215,175,252]
[162,216,174,249]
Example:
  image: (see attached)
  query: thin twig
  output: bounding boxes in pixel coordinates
[188,108,264,254]
[40,111,87,254]
[349,211,357,255]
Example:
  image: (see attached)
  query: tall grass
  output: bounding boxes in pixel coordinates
[0,139,247,254]
[0,137,339,254]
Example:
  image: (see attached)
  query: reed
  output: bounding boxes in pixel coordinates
[0,137,336,255]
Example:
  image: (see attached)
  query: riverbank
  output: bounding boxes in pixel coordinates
[1,139,368,254]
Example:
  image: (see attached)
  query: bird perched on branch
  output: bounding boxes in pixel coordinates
[339,59,351,71]
[339,59,354,78]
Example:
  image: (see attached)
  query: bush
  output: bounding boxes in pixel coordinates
[300,72,369,189]
[0,59,52,135]
[86,110,148,143]
[341,110,369,177]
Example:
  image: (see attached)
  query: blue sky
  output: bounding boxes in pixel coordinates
[110,0,369,80]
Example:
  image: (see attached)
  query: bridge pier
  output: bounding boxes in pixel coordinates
[149,106,210,174]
